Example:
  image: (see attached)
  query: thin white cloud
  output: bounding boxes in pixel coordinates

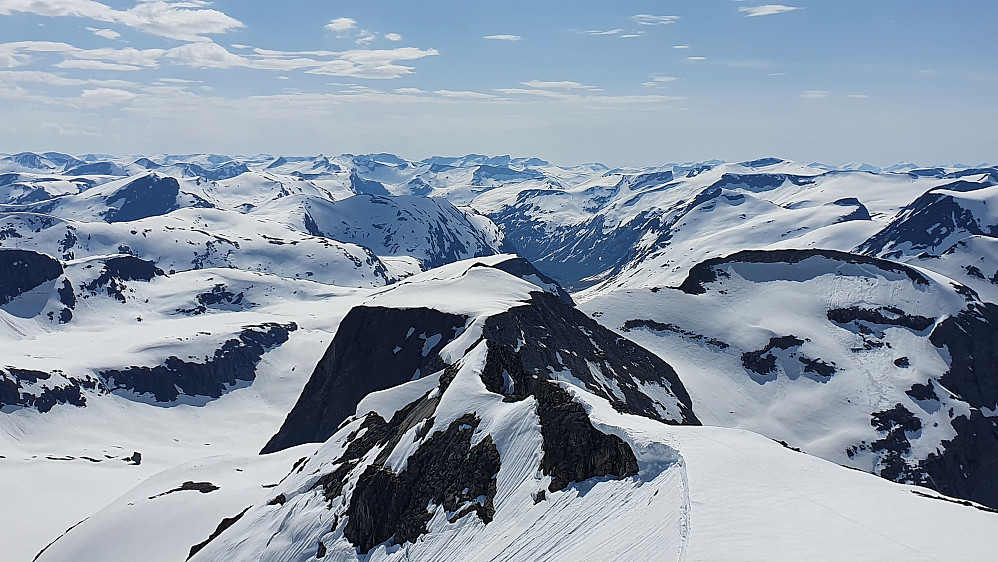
[497,88,574,100]
[687,56,706,61]
[522,80,600,90]
[769,72,786,76]
[165,41,248,68]
[307,47,440,79]
[355,31,376,46]
[620,33,643,39]
[17,38,442,79]
[385,33,402,42]
[641,76,677,88]
[39,121,102,137]
[86,27,120,40]
[738,5,801,17]
[631,15,680,26]
[673,44,691,49]
[643,76,677,87]
[801,90,829,99]
[484,34,521,41]
[848,93,869,99]
[435,89,497,99]
[0,69,87,86]
[498,87,682,106]
[0,0,245,41]
[0,40,164,68]
[394,87,423,94]
[55,59,140,71]
[325,17,357,33]
[585,29,623,36]
[79,87,139,106]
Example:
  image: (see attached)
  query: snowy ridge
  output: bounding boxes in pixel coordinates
[34,327,998,562]
[4,150,998,560]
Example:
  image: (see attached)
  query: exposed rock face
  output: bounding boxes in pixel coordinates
[0,368,98,412]
[100,322,296,403]
[678,249,930,295]
[344,414,500,553]
[621,319,730,349]
[187,507,251,560]
[0,248,63,305]
[307,336,644,554]
[492,205,658,291]
[921,303,998,508]
[478,341,639,492]
[827,306,935,332]
[261,307,466,453]
[860,183,998,257]
[83,255,164,303]
[708,172,816,192]
[266,284,699,456]
[100,174,181,223]
[482,292,699,424]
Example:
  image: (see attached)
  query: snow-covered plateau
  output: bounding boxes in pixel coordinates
[2,151,998,561]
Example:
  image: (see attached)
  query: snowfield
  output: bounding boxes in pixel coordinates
[3,151,998,561]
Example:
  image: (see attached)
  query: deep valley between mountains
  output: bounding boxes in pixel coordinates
[3,152,998,561]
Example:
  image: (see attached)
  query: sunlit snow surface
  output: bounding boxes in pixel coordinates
[3,152,998,560]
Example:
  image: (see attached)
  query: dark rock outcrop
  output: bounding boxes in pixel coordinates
[478,341,639,492]
[0,368,97,412]
[678,249,930,295]
[0,249,63,305]
[741,336,805,377]
[187,507,252,559]
[708,172,817,192]
[621,319,730,349]
[261,308,466,453]
[100,174,181,223]
[349,171,390,196]
[859,186,998,257]
[83,256,164,303]
[915,302,998,508]
[870,403,924,482]
[149,481,220,499]
[827,306,935,332]
[482,292,699,424]
[100,322,296,403]
[343,414,500,553]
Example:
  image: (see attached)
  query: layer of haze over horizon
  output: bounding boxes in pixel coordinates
[0,0,994,167]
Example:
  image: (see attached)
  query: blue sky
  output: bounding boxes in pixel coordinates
[0,1,995,166]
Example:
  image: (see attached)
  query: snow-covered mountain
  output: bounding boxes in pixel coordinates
[581,248,998,508]
[26,257,998,562]
[4,151,998,561]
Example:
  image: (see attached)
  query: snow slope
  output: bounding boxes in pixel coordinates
[5,151,998,560]
[34,325,998,562]
[582,248,998,508]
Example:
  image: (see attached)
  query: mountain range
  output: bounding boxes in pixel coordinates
[3,151,998,561]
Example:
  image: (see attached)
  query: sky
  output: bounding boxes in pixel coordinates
[0,0,996,167]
